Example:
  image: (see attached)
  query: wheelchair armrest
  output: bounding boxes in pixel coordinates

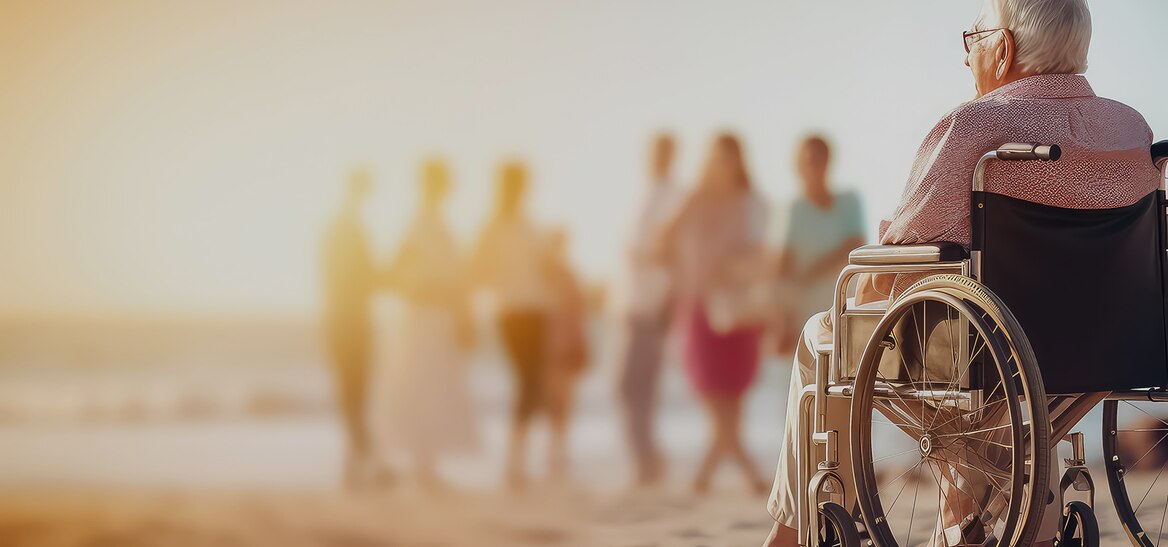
[848,242,968,266]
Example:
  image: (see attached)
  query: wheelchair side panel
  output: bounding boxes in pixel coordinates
[840,302,970,388]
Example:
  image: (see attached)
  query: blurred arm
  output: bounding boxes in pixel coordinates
[468,224,496,289]
[652,189,701,265]
[795,236,864,283]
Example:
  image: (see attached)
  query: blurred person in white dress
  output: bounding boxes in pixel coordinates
[381,159,479,490]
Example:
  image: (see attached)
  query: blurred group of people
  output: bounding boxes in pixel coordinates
[321,159,589,491]
[319,130,866,495]
[619,132,864,494]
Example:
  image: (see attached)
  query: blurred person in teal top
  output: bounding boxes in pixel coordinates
[769,136,865,354]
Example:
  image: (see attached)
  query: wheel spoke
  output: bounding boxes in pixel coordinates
[874,398,925,438]
[946,305,957,381]
[938,421,1013,438]
[874,419,922,429]
[925,460,957,544]
[876,373,929,431]
[874,447,923,463]
[1116,401,1168,513]
[944,455,1010,496]
[1159,495,1167,546]
[948,442,1013,484]
[950,432,1013,451]
[881,458,925,512]
[937,336,981,411]
[931,395,1007,434]
[918,304,928,433]
[933,459,993,528]
[1123,401,1168,430]
[1135,448,1168,512]
[925,329,990,435]
[905,462,924,546]
[1123,431,1168,474]
[980,368,1020,410]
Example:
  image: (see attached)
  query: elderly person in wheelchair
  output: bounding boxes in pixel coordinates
[764,0,1166,545]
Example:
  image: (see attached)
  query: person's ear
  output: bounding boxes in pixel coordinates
[996,29,1016,80]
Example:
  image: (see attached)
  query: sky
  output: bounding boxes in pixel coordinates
[1,0,1165,317]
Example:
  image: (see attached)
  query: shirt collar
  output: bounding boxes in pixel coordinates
[981,73,1096,100]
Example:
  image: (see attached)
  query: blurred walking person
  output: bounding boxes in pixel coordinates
[769,136,865,354]
[542,229,590,482]
[619,133,681,487]
[381,159,479,490]
[471,161,552,489]
[321,168,391,490]
[660,134,769,495]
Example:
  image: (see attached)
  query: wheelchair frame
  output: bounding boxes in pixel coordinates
[793,142,1168,546]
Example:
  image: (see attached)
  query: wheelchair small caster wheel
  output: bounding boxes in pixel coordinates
[817,502,861,547]
[1055,501,1098,547]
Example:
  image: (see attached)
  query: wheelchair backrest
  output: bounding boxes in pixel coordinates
[971,188,1168,393]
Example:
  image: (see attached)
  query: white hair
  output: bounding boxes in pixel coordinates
[986,0,1092,74]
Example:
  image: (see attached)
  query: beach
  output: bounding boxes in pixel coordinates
[0,473,1153,546]
[0,317,787,546]
[0,318,1158,546]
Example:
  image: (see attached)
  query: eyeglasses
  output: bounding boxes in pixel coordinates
[963,28,1005,53]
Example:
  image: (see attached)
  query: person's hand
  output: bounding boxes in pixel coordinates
[855,273,893,305]
[762,521,798,547]
[772,323,799,356]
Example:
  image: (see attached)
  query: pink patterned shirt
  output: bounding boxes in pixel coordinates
[879,74,1160,247]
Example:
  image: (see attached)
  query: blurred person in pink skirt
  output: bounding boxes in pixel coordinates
[660,133,770,495]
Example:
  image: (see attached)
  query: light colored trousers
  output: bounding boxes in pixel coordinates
[619,314,670,476]
[767,312,1064,541]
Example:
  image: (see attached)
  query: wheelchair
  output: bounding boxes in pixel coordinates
[795,140,1168,546]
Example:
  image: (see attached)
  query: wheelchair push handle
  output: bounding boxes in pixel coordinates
[1153,140,1168,170]
[996,142,1061,161]
[974,142,1060,192]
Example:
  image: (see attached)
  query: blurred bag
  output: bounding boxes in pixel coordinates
[705,280,774,334]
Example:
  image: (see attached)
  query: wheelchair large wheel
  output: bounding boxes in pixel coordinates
[851,274,1050,547]
[1102,399,1168,546]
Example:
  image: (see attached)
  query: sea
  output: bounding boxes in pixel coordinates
[0,311,1128,494]
[0,314,792,491]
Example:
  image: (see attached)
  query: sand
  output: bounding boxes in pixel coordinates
[3,471,1163,547]
[0,486,776,547]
